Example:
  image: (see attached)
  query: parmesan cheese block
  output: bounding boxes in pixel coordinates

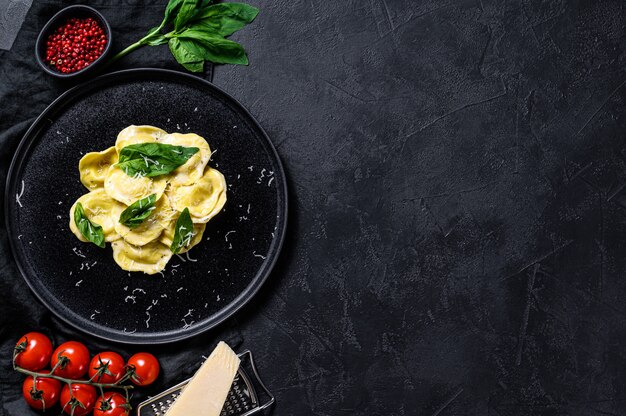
[165,342,240,416]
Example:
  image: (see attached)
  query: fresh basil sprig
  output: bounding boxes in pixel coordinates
[74,202,106,248]
[110,0,259,72]
[117,143,199,178]
[119,194,158,228]
[171,208,194,254]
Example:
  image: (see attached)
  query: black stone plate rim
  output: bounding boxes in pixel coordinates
[5,68,288,344]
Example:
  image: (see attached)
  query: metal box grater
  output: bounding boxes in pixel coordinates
[137,350,275,416]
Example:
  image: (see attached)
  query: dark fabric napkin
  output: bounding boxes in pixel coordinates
[0,2,244,415]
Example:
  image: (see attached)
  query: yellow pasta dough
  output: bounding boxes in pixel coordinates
[79,146,118,190]
[114,125,165,154]
[167,167,227,223]
[111,239,172,275]
[69,189,125,243]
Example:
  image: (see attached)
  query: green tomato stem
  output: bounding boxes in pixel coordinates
[13,365,134,391]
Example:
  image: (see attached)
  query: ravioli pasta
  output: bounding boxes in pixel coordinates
[69,125,227,274]
[160,222,206,254]
[114,125,165,154]
[160,132,212,186]
[168,167,227,223]
[111,239,173,275]
[114,195,172,246]
[79,146,118,190]
[69,189,125,243]
[104,166,168,206]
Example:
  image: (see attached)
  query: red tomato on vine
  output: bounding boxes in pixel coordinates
[51,341,90,379]
[14,332,53,371]
[22,376,61,411]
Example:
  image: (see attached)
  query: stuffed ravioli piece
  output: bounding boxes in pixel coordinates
[115,125,166,154]
[159,132,211,186]
[79,146,118,190]
[111,239,172,274]
[69,189,125,243]
[167,167,227,223]
[114,194,173,246]
[104,165,167,206]
[160,221,206,253]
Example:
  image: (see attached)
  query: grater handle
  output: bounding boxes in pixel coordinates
[238,350,275,415]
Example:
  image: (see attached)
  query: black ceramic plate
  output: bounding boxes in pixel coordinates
[5,69,287,344]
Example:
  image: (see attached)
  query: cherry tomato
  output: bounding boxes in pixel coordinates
[51,341,90,379]
[89,352,125,384]
[94,392,129,416]
[127,352,160,386]
[14,332,53,371]
[60,383,97,416]
[22,375,61,411]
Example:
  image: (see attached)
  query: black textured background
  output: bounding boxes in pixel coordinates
[3,0,626,415]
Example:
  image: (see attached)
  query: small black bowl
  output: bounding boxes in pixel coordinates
[35,5,112,79]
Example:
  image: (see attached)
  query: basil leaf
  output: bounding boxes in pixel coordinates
[119,194,157,228]
[113,0,258,72]
[169,38,205,72]
[193,3,259,23]
[175,0,200,32]
[74,202,105,248]
[189,3,259,37]
[178,35,248,65]
[169,37,202,63]
[163,0,185,27]
[117,143,200,177]
[180,60,205,72]
[171,208,194,254]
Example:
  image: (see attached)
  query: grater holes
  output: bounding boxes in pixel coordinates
[148,392,181,416]
[140,366,260,416]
